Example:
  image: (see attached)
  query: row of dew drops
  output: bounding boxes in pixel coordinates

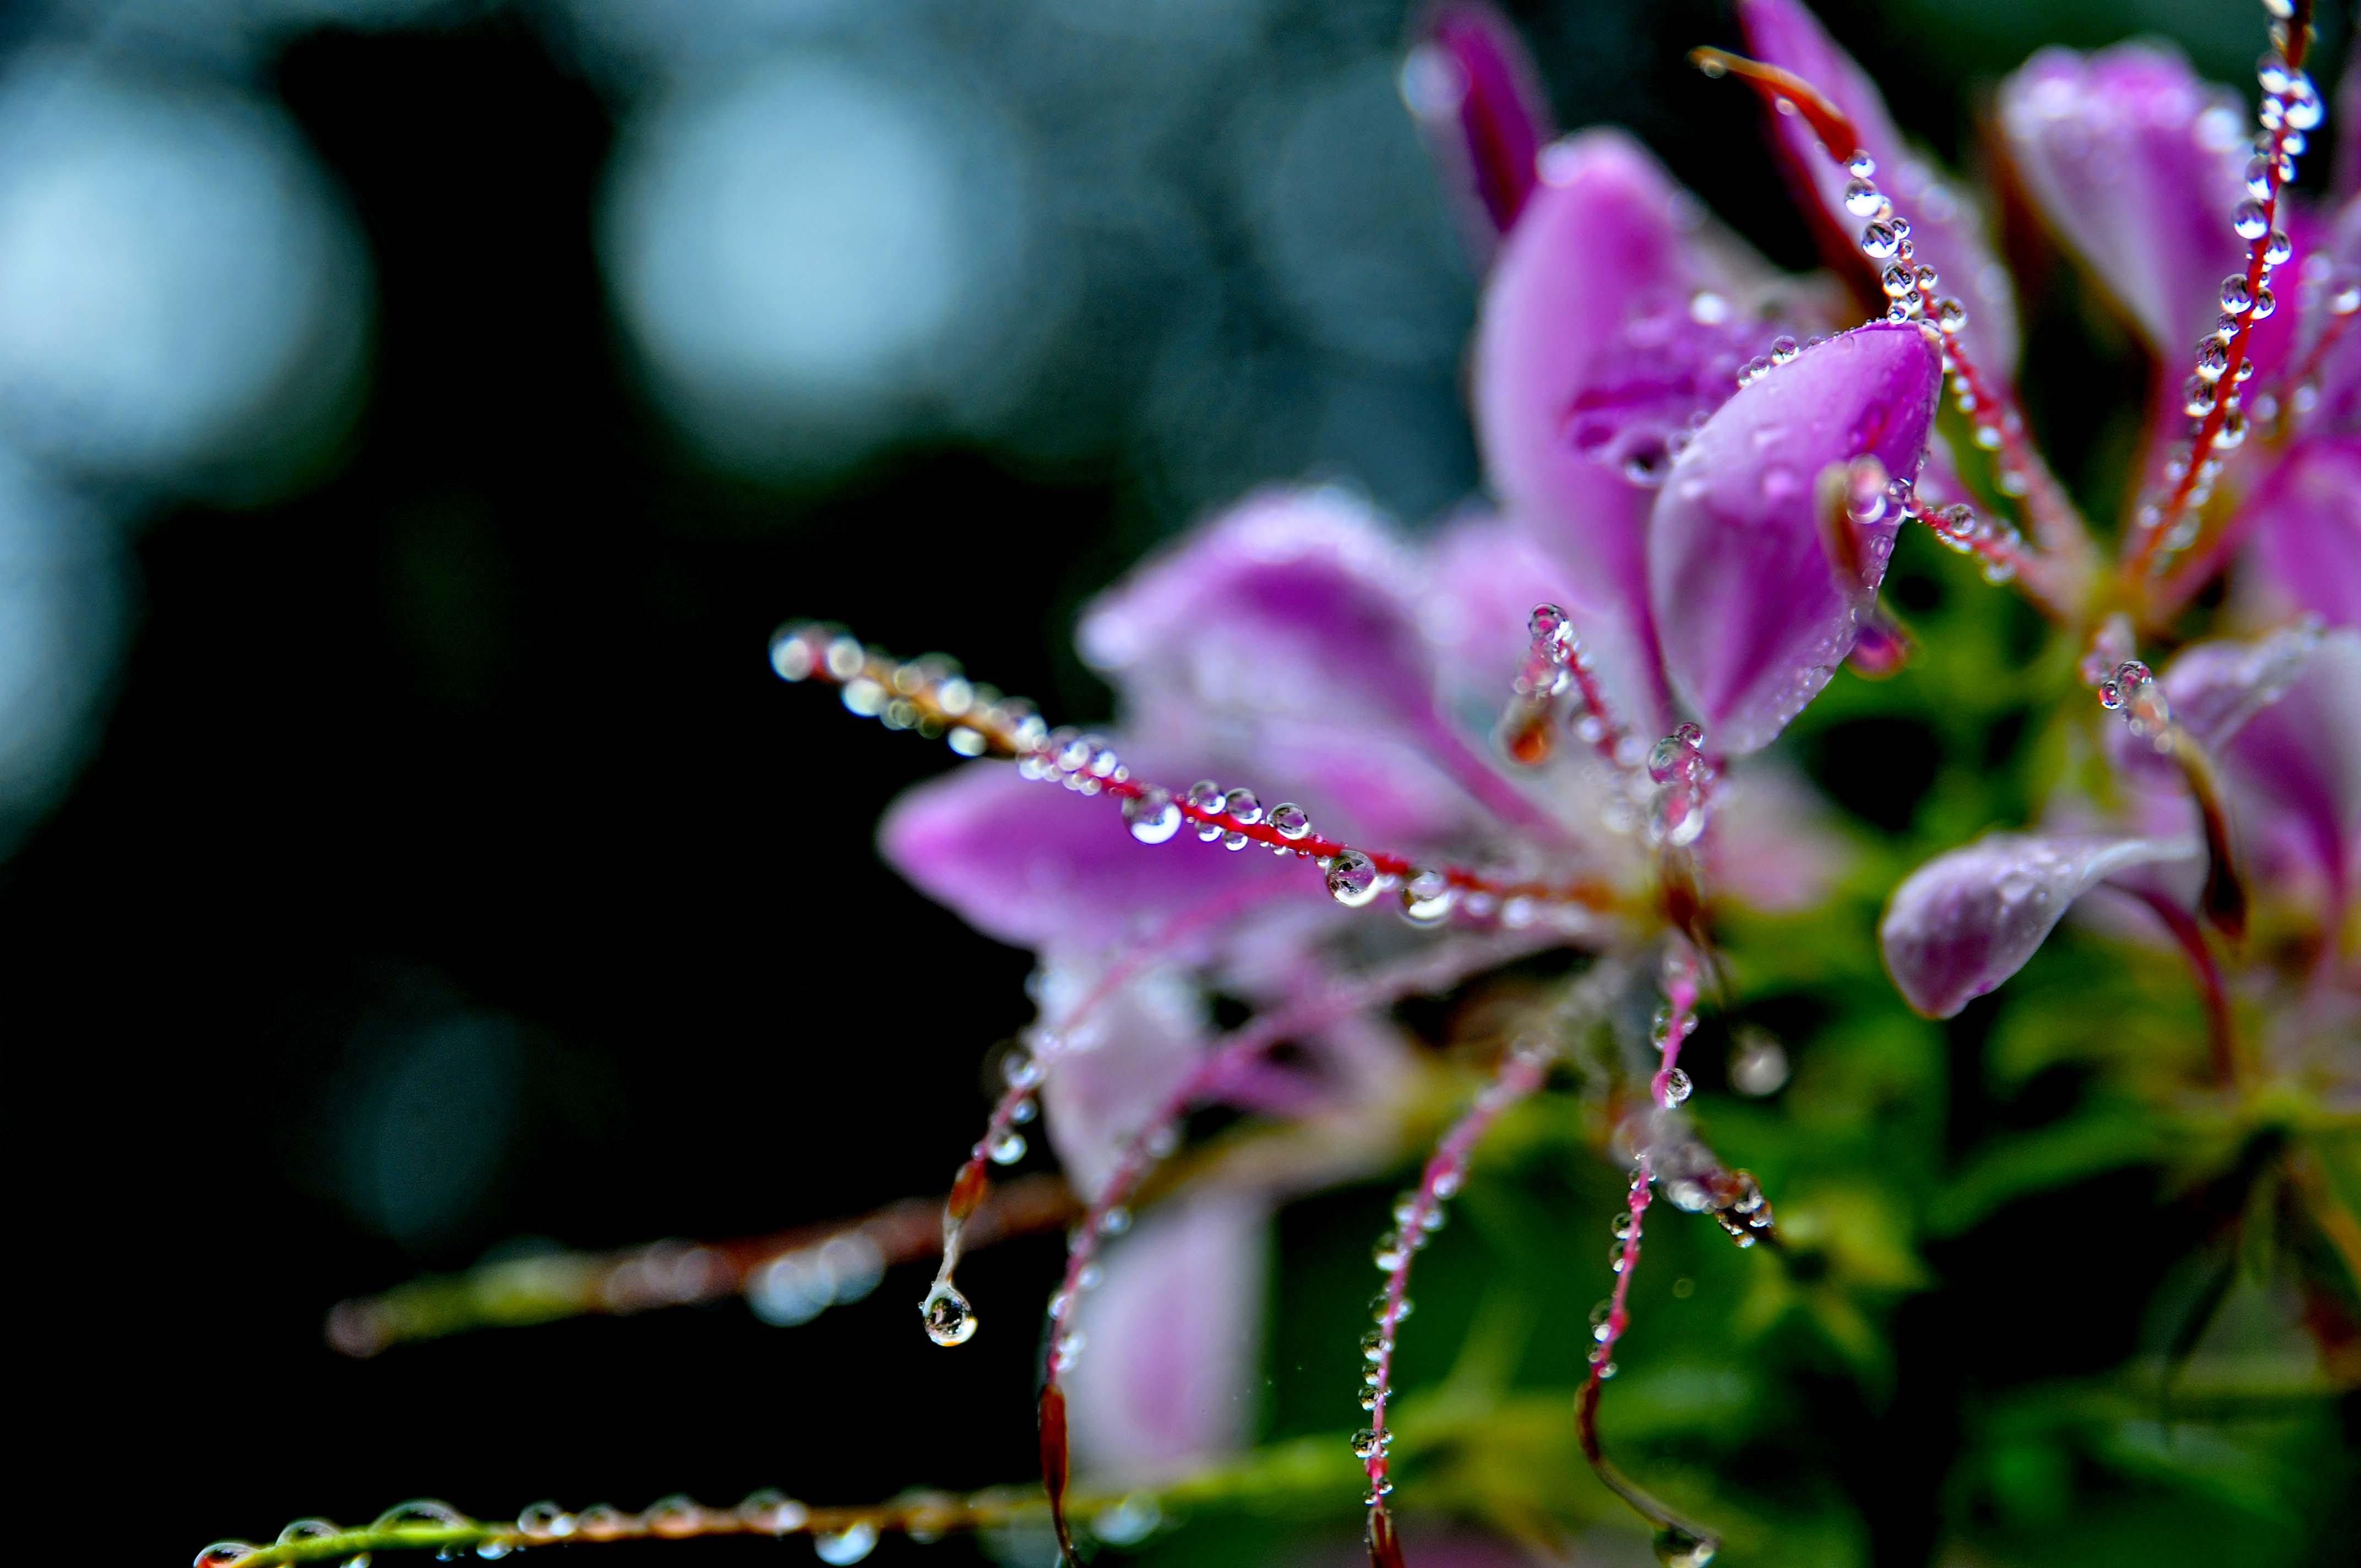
[199,1490,1168,1568]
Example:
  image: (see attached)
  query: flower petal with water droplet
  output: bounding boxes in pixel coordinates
[1473,129,1816,699]
[1880,832,2197,1018]
[1646,322,1941,754]
[1998,43,2299,377]
[878,755,1295,956]
[1737,0,2019,376]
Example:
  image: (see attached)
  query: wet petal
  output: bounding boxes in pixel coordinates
[2245,437,2361,629]
[1647,321,1941,754]
[1737,0,2019,376]
[1472,128,1806,667]
[1998,44,2253,364]
[1080,487,1562,840]
[1405,2,1554,246]
[1079,487,1437,738]
[1881,831,2196,1019]
[1065,1191,1267,1480]
[878,756,1297,956]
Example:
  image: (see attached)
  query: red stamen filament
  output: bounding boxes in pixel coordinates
[2126,1,2316,584]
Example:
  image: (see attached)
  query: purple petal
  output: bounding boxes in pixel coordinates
[2246,437,2361,629]
[1065,1192,1267,1479]
[1737,0,2020,377]
[1405,2,1554,246]
[1472,129,1806,678]
[2217,628,2361,912]
[878,757,1298,956]
[1079,488,1559,839]
[1646,321,1941,754]
[1998,45,2253,364]
[1080,487,1437,737]
[1881,831,2196,1019]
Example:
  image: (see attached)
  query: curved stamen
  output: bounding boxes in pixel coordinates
[1357,959,1633,1561]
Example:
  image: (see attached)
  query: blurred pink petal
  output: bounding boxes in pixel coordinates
[1472,128,1793,689]
[1406,2,1554,247]
[1035,957,1209,1201]
[1079,487,1558,838]
[1738,0,2020,377]
[2217,628,2361,913]
[1647,321,1941,754]
[2245,435,2361,627]
[1065,1191,1267,1480]
[1998,44,2255,365]
[878,756,1296,955]
[1881,831,2196,1018]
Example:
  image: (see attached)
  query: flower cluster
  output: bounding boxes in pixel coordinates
[203,3,2357,1566]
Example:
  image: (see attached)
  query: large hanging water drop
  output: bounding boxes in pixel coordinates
[813,1522,879,1565]
[920,1282,978,1347]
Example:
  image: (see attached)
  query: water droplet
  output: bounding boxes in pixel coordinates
[1842,178,1885,217]
[1101,1205,1131,1235]
[987,1130,1026,1166]
[920,1282,978,1346]
[1731,1031,1788,1096]
[1607,1245,1628,1273]
[1123,787,1181,845]
[1653,1525,1718,1567]
[2233,199,2270,240]
[1267,802,1310,842]
[2265,229,2293,266]
[1373,1231,1408,1270]
[1769,335,1800,365]
[376,1504,471,1534]
[279,1521,343,1548]
[813,1523,879,1565]
[1846,151,1876,178]
[1659,1068,1693,1107]
[736,1493,809,1535]
[1935,297,1967,333]
[2221,274,2255,314]
[1222,787,1263,826]
[2194,338,2229,380]
[196,1544,260,1567]
[2249,286,2276,322]
[1398,869,1455,926]
[1351,1428,1390,1460]
[2185,377,2219,417]
[1326,850,1383,908]
[2218,408,2249,449]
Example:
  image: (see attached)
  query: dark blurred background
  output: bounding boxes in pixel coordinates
[0,2,2346,1566]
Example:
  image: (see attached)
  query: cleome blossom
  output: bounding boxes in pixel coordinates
[773,0,2358,1562]
[197,4,2358,1568]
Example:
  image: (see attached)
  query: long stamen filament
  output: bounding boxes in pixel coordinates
[771,624,1625,924]
[2124,0,2318,584]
